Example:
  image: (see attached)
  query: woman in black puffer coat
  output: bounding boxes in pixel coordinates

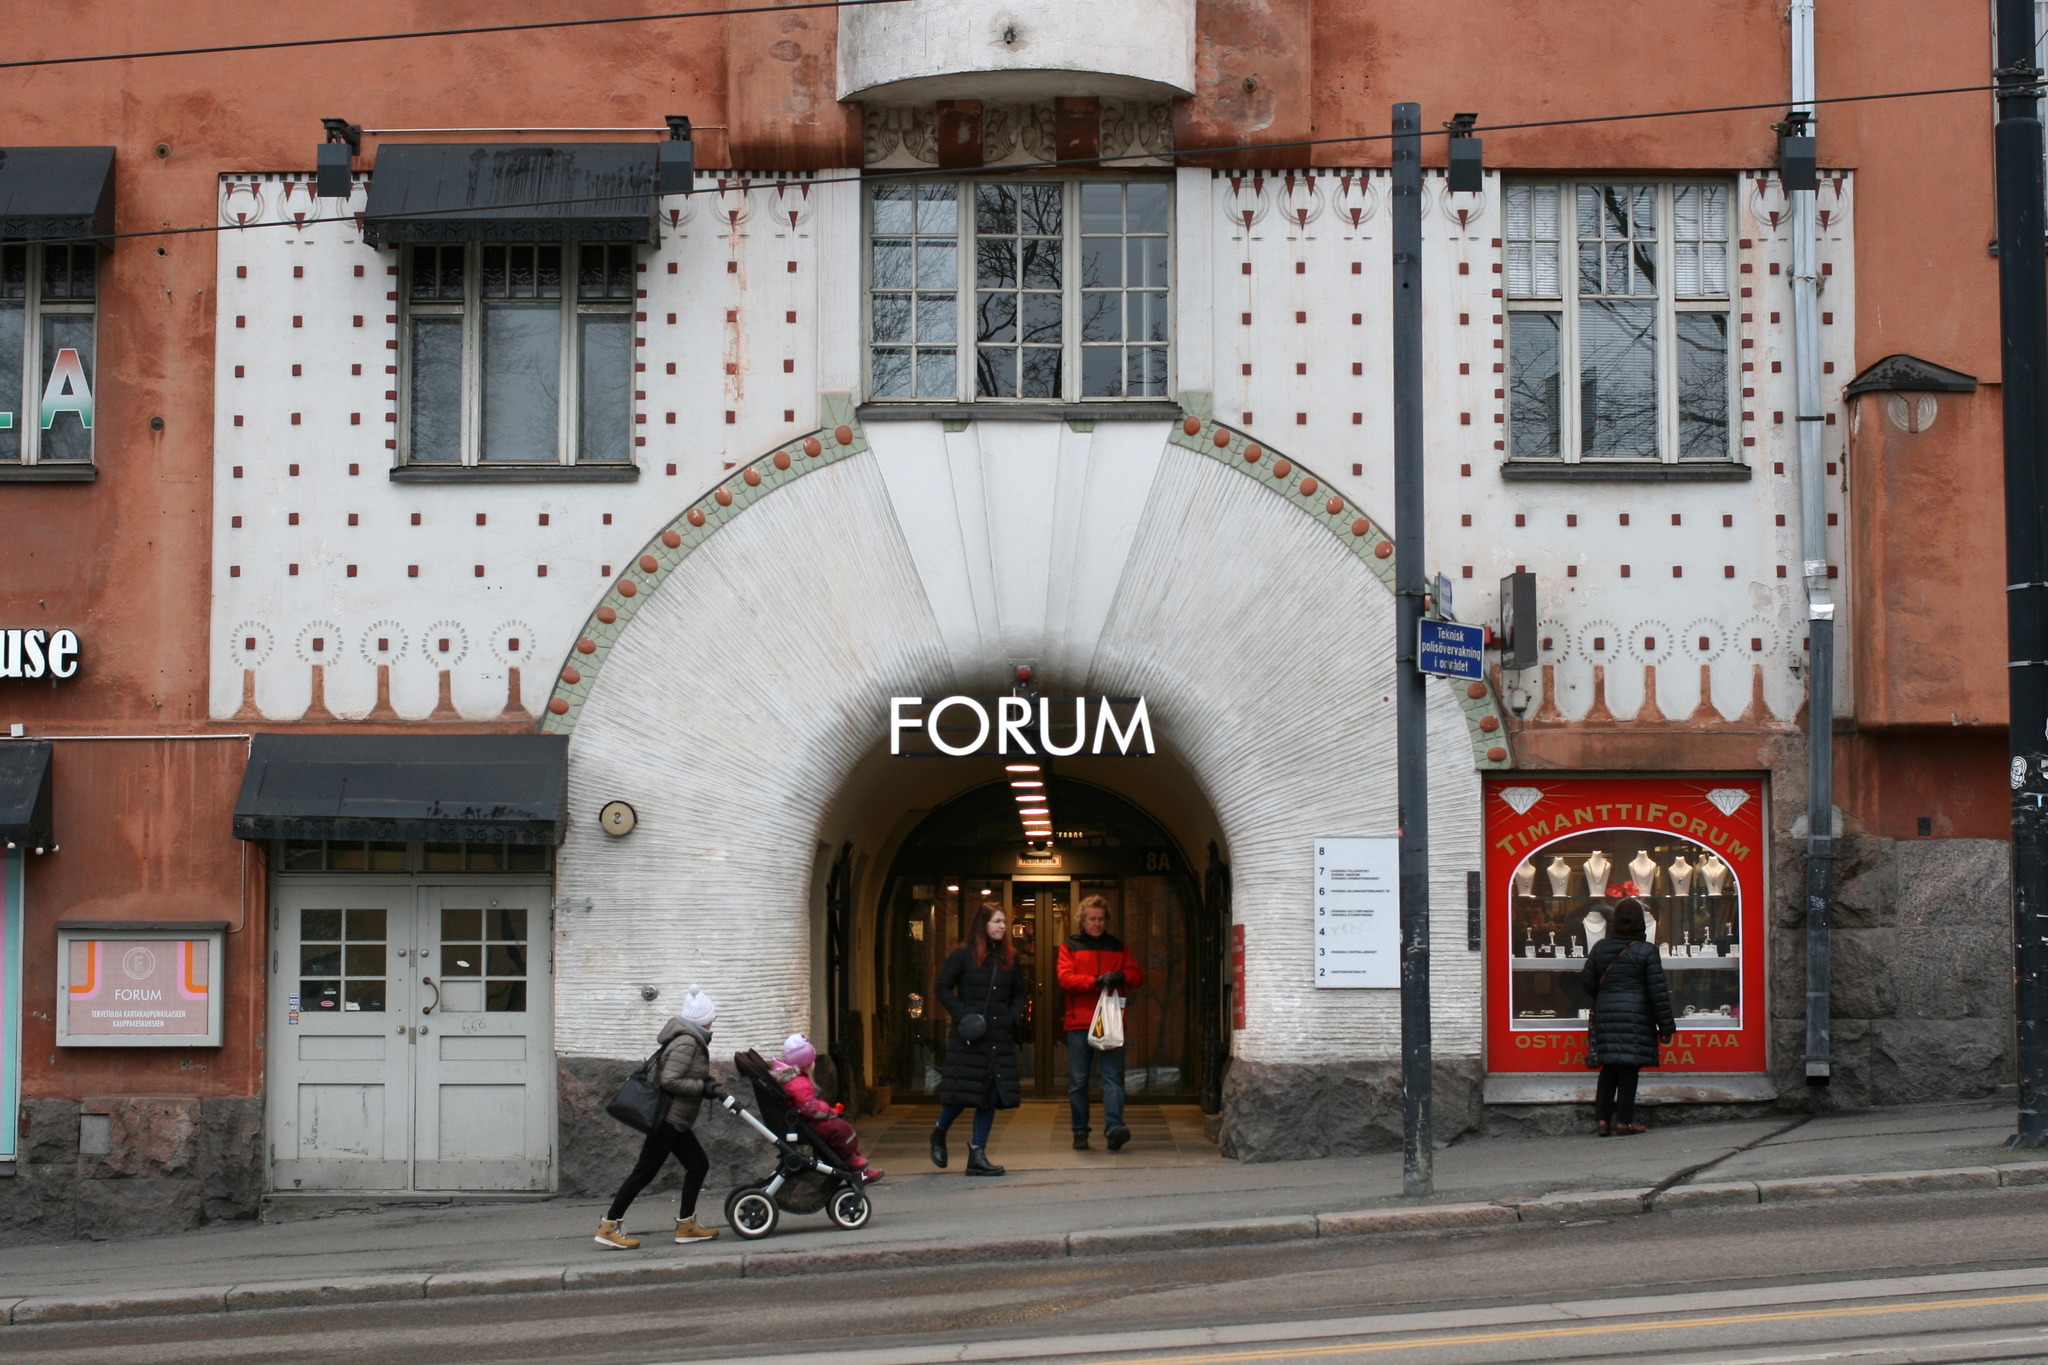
[930,900,1030,1177]
[1580,897,1675,1136]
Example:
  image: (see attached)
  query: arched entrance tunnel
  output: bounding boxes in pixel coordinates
[814,727,1226,1115]
[544,405,1506,1167]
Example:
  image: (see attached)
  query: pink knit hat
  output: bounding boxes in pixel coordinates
[782,1033,817,1069]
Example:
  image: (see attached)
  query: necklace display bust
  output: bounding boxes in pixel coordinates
[1514,859,1538,897]
[1581,908,1607,951]
[1667,854,1694,896]
[1582,850,1611,897]
[1629,850,1659,892]
[1545,856,1572,897]
[1700,854,1730,895]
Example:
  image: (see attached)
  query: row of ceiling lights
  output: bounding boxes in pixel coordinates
[1010,761,1051,847]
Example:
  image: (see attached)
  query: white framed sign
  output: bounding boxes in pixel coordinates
[1314,838,1399,988]
[56,923,225,1047]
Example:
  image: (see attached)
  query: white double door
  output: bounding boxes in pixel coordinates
[269,881,553,1192]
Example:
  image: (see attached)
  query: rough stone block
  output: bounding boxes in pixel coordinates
[1515,1188,1652,1221]
[1889,926,2011,1021]
[0,1163,79,1244]
[1316,1203,1519,1236]
[1655,1181,1758,1209]
[1755,1167,2000,1203]
[1866,1020,2013,1105]
[226,1275,427,1311]
[11,1285,227,1323]
[425,1268,566,1298]
[1068,1214,1318,1256]
[200,1096,265,1225]
[1997,1162,2048,1186]
[76,1177,203,1241]
[1828,930,1897,1020]
[1832,838,1898,928]
[1895,840,2011,927]
[20,1100,79,1165]
[560,1258,743,1290]
[1219,1058,1481,1162]
[77,1097,201,1181]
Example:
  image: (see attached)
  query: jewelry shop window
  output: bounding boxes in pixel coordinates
[401,243,634,467]
[0,243,96,466]
[866,178,1171,403]
[1483,776,1768,1080]
[1504,181,1734,465]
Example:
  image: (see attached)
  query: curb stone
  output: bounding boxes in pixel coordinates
[7,1163,2046,1327]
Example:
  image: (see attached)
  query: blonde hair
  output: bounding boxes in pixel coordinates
[1077,894,1112,924]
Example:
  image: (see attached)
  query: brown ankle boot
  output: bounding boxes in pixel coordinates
[594,1219,640,1250]
[673,1216,718,1243]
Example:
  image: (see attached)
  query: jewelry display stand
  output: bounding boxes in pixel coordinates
[1514,860,1538,897]
[1582,850,1611,898]
[1668,855,1693,896]
[1545,856,1572,897]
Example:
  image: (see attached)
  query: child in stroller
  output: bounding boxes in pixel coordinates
[771,1034,882,1183]
[711,1048,878,1239]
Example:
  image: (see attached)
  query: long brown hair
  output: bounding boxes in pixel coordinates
[966,900,1017,970]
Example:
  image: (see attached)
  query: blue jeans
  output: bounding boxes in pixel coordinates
[1066,1029,1126,1135]
[936,1076,999,1147]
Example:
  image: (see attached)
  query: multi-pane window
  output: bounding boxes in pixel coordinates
[0,244,96,465]
[402,243,633,466]
[1505,182,1733,463]
[868,179,1171,402]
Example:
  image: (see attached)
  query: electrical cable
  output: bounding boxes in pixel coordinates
[17,79,1997,248]
[0,0,923,71]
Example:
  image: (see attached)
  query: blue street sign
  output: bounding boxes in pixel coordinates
[1418,618,1487,680]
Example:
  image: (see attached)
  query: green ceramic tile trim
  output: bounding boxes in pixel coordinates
[1170,391,1512,771]
[539,394,869,735]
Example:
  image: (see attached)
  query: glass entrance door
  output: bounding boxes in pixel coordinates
[1007,879,1070,1094]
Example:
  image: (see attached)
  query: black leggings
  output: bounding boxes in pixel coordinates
[1595,1065,1641,1125]
[607,1123,708,1221]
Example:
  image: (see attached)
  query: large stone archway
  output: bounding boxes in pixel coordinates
[547,394,1508,1155]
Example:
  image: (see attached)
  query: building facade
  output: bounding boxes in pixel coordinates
[0,0,2016,1240]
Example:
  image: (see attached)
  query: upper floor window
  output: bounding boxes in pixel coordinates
[866,178,1171,403]
[0,243,96,465]
[1505,181,1733,464]
[401,243,634,466]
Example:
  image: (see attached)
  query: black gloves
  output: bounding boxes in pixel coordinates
[1096,971,1126,989]
[701,1080,727,1102]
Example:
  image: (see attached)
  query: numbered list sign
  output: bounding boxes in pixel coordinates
[1314,837,1400,988]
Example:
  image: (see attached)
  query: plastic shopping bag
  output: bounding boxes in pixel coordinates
[1088,990,1126,1051]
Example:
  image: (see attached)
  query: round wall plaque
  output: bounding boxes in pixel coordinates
[599,800,638,837]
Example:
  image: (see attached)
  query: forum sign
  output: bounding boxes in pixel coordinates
[891,696,1155,757]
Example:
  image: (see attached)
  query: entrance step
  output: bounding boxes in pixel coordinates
[260,1191,558,1224]
[862,1101,1221,1170]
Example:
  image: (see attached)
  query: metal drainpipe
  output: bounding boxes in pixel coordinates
[1789,0,1836,1085]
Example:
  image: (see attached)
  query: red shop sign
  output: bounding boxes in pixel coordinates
[1483,776,1768,1077]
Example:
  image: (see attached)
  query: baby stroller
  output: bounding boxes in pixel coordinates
[711,1049,874,1239]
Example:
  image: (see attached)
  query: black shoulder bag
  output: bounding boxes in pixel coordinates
[606,1038,673,1133]
[956,958,1003,1045]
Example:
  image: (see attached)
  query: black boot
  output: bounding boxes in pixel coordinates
[929,1125,949,1169]
[965,1146,1005,1177]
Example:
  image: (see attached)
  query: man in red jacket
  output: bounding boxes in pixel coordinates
[1057,894,1144,1150]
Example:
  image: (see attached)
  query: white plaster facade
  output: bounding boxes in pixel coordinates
[838,0,1197,102]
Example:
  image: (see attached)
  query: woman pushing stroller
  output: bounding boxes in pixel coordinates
[596,987,726,1250]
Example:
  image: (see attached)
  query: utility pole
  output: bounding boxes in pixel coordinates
[1391,101,1434,1197]
[1995,0,2048,1148]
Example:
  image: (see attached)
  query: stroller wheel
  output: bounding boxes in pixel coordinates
[825,1183,871,1230]
[725,1187,780,1240]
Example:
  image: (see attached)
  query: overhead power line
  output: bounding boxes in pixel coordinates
[0,0,921,71]
[27,80,1995,249]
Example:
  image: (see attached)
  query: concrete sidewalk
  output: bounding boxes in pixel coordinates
[1,1099,2040,1326]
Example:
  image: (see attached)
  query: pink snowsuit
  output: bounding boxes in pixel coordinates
[770,1060,869,1170]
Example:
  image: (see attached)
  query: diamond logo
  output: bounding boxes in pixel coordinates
[1706,788,1749,817]
[1499,787,1544,815]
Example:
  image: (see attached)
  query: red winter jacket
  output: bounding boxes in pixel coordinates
[1057,932,1145,1032]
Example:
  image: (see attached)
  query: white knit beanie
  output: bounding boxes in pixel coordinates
[678,985,717,1028]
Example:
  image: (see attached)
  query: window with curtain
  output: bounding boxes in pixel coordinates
[0,243,96,465]
[867,178,1171,403]
[1505,181,1734,465]
[401,243,634,466]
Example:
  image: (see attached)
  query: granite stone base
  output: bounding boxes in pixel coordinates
[1217,1058,1483,1162]
[0,1095,264,1246]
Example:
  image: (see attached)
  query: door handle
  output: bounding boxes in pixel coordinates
[422,976,440,1016]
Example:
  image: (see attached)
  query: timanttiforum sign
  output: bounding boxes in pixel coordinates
[0,628,80,680]
[891,695,1155,757]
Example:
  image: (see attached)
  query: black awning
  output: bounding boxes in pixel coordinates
[0,147,115,245]
[233,734,569,845]
[0,741,54,848]
[362,144,657,246]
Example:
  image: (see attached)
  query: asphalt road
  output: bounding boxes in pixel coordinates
[10,1186,2048,1365]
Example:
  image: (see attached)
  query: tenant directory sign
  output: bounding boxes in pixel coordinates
[56,926,224,1047]
[1313,837,1399,988]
